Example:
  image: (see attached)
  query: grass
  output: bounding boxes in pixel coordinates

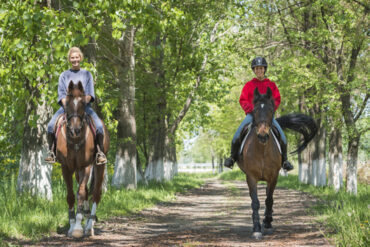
[219,168,370,247]
[0,172,213,242]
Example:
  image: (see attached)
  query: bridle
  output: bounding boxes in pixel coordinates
[252,101,274,143]
[67,113,85,122]
[252,102,274,127]
[65,94,87,151]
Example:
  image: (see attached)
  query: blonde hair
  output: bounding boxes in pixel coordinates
[68,47,84,61]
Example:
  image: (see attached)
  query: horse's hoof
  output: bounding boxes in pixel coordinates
[84,228,94,237]
[252,232,263,239]
[72,228,84,238]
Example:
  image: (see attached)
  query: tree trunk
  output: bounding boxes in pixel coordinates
[164,133,177,180]
[17,92,53,200]
[309,117,326,187]
[298,140,312,184]
[218,156,224,173]
[145,116,166,181]
[346,136,360,194]
[111,27,137,190]
[298,95,312,184]
[328,127,343,192]
[211,155,215,174]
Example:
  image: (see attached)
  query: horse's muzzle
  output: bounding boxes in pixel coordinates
[256,123,270,144]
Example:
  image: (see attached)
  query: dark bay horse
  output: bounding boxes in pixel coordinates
[237,87,317,239]
[56,81,109,238]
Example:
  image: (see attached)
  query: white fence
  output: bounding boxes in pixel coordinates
[178,163,222,173]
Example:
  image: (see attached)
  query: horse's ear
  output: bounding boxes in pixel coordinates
[253,88,261,104]
[77,81,84,94]
[68,81,74,94]
[254,88,260,98]
[266,87,272,98]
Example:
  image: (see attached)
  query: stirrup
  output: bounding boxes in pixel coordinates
[45,151,56,164]
[224,157,235,169]
[282,161,293,172]
[96,151,107,165]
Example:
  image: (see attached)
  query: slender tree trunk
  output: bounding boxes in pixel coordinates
[298,95,311,184]
[346,136,360,194]
[145,115,166,181]
[144,97,166,181]
[144,34,168,182]
[328,127,343,192]
[17,90,53,200]
[136,149,147,185]
[211,155,215,174]
[112,27,137,189]
[164,133,177,180]
[218,156,224,173]
[339,85,363,195]
[299,140,312,184]
[310,116,326,187]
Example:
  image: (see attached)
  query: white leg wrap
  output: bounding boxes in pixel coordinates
[68,219,75,237]
[84,203,97,236]
[72,213,84,238]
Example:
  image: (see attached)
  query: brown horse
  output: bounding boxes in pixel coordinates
[56,81,109,238]
[237,87,317,239]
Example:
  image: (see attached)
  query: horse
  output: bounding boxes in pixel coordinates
[56,81,110,238]
[237,87,317,239]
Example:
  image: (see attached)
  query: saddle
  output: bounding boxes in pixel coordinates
[238,124,282,155]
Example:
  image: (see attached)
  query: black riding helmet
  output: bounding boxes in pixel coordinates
[251,57,268,72]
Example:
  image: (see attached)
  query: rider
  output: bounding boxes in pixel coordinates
[44,47,107,165]
[224,56,293,171]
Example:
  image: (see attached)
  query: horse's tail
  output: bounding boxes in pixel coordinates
[276,113,318,154]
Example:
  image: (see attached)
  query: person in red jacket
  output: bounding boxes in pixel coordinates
[224,57,293,171]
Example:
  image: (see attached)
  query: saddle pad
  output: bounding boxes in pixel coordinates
[54,114,66,139]
[239,125,282,155]
[86,115,97,139]
[239,124,252,155]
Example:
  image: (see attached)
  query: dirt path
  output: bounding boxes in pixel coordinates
[22,178,332,246]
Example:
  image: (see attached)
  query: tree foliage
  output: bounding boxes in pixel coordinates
[0,1,368,193]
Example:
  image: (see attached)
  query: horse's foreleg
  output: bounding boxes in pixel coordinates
[72,166,91,238]
[61,165,76,237]
[263,178,277,234]
[246,175,262,239]
[85,164,105,236]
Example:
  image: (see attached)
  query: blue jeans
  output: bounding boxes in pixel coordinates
[47,105,104,135]
[232,114,287,144]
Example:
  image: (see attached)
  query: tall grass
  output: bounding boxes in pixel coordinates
[219,168,370,247]
[0,172,211,241]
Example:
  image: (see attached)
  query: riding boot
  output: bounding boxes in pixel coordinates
[45,132,56,163]
[224,141,239,169]
[281,141,293,171]
[96,133,107,165]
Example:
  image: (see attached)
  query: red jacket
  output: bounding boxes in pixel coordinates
[239,78,281,114]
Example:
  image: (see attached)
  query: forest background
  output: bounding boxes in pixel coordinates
[0,0,368,201]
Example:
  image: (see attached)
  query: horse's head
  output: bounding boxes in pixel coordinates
[252,87,275,144]
[65,81,87,138]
